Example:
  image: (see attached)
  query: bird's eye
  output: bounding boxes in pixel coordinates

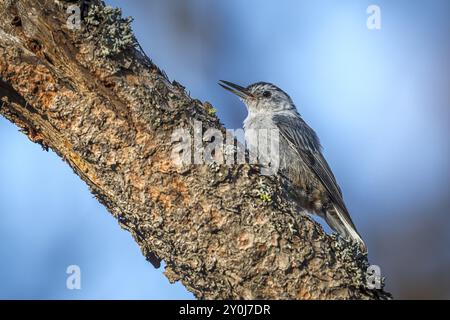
[262,91,272,98]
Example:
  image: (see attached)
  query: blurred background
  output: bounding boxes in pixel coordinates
[0,0,449,299]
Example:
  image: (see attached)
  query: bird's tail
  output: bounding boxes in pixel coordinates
[325,204,367,253]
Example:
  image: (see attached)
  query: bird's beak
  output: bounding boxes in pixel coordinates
[219,80,254,100]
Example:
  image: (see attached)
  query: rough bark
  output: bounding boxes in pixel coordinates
[0,0,391,299]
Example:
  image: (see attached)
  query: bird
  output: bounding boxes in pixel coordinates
[219,80,367,253]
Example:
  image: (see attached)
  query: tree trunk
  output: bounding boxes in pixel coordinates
[0,0,391,299]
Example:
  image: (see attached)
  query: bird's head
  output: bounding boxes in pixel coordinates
[219,80,296,114]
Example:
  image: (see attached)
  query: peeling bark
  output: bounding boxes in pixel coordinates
[0,0,391,299]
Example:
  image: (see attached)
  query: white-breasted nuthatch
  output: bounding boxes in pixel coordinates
[219,80,367,253]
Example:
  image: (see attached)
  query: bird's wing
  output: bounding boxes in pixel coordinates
[273,114,357,230]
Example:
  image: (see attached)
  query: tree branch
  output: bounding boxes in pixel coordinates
[0,0,391,299]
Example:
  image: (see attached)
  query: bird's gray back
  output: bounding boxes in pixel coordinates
[245,111,346,212]
[244,112,320,194]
